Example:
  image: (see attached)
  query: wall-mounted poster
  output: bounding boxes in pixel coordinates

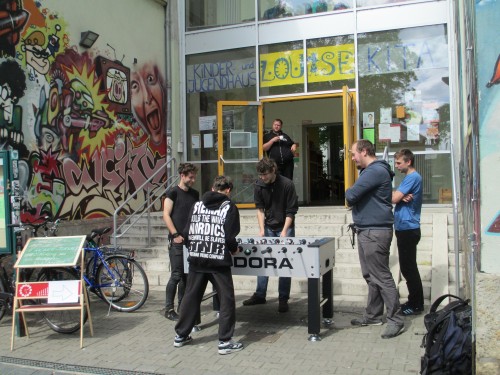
[378,123,400,143]
[223,111,234,131]
[199,116,216,131]
[363,128,375,143]
[407,124,420,141]
[380,107,392,123]
[192,134,200,149]
[203,134,213,148]
[363,112,375,128]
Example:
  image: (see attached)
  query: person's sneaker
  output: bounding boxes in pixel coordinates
[242,294,266,306]
[400,303,424,316]
[218,340,243,355]
[350,317,384,326]
[192,325,201,332]
[381,324,405,339]
[278,299,289,313]
[173,335,192,347]
[165,309,179,321]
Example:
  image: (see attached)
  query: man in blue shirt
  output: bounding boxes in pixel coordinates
[392,149,424,315]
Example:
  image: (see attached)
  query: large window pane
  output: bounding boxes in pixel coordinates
[185,48,257,192]
[259,41,304,96]
[357,0,420,6]
[357,25,450,153]
[358,25,451,204]
[306,35,355,92]
[187,0,255,31]
[391,153,452,204]
[259,0,352,20]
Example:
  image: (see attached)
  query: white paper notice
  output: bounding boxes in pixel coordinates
[379,123,400,143]
[380,108,392,123]
[204,133,213,148]
[48,280,80,304]
[192,135,200,149]
[199,116,216,131]
[407,124,420,141]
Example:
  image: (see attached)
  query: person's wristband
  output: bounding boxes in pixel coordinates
[172,232,180,238]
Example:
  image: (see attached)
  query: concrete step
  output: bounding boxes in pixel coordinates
[118,207,449,303]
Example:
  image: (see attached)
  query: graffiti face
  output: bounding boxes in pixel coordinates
[25,44,50,75]
[131,63,165,145]
[0,84,13,116]
[107,68,127,104]
[40,127,61,152]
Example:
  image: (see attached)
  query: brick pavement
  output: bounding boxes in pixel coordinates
[0,289,426,374]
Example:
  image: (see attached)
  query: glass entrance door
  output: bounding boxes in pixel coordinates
[342,86,357,191]
[216,101,263,207]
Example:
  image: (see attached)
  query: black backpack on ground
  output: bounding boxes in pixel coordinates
[420,294,473,375]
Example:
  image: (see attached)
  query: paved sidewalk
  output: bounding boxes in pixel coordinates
[0,289,426,374]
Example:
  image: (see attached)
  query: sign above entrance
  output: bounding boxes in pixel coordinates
[260,45,355,88]
[186,58,257,94]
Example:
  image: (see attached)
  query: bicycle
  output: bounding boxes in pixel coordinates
[0,254,15,322]
[40,227,149,334]
[83,227,149,312]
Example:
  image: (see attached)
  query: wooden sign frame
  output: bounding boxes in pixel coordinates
[11,235,93,349]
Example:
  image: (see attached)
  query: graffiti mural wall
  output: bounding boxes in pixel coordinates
[477,0,500,272]
[0,0,167,223]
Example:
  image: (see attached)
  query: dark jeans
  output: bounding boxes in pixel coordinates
[396,228,424,308]
[278,161,294,180]
[175,269,236,342]
[255,226,294,301]
[165,241,186,310]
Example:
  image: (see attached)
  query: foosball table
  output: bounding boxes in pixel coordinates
[185,236,335,341]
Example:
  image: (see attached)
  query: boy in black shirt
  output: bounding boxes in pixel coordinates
[162,163,199,320]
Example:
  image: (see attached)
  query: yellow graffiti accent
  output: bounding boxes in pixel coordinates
[260,44,355,88]
[63,62,118,158]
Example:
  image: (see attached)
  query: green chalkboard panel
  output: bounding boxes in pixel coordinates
[14,236,86,268]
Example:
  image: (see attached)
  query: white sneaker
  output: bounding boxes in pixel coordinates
[218,340,243,355]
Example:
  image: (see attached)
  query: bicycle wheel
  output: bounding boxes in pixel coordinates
[96,256,149,312]
[38,268,88,334]
[0,281,7,321]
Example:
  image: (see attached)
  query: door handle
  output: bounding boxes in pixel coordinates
[339,146,345,161]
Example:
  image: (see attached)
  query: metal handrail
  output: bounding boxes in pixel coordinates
[450,143,461,296]
[112,158,177,250]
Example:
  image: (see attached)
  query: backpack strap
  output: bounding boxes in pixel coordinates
[429,294,468,314]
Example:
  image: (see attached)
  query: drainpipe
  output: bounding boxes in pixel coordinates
[164,1,172,177]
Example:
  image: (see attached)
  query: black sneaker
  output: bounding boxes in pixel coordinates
[218,340,243,355]
[278,299,289,313]
[173,335,192,347]
[350,317,384,326]
[242,294,266,306]
[381,324,405,339]
[400,303,423,316]
[165,309,179,321]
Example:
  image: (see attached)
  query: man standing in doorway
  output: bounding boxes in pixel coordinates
[162,163,199,320]
[263,118,297,180]
[345,139,404,339]
[242,157,299,312]
[392,149,424,315]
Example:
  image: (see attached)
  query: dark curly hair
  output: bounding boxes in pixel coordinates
[0,59,27,103]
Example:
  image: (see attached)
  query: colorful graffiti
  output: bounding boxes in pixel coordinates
[0,0,167,223]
